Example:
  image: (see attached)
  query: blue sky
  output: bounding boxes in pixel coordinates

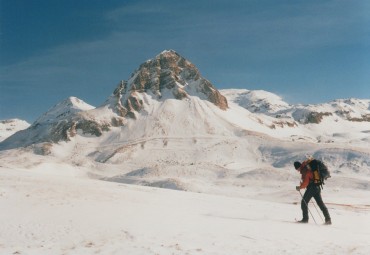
[1,0,370,122]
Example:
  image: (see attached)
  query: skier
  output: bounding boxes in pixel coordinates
[294,160,332,225]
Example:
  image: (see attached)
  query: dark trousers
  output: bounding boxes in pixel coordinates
[301,184,331,221]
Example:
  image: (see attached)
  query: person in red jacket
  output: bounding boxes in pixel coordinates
[294,160,331,224]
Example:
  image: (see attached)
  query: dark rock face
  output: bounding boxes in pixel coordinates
[348,114,370,122]
[131,50,201,92]
[304,112,332,124]
[110,50,228,118]
[111,81,128,117]
[200,80,228,110]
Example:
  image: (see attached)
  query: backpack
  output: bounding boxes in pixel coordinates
[312,159,331,188]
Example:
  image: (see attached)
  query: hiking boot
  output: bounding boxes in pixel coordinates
[297,219,308,223]
[324,219,332,225]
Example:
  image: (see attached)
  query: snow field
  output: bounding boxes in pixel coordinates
[1,167,369,255]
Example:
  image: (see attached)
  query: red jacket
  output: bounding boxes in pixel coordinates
[299,167,313,189]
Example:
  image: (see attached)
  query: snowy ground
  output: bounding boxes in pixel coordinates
[1,165,369,255]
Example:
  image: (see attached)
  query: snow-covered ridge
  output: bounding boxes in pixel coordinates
[221,89,291,114]
[0,119,30,142]
[35,96,95,124]
[222,89,370,123]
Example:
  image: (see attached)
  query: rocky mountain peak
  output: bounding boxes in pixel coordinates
[108,50,228,119]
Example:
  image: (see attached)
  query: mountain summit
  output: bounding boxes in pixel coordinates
[107,50,228,119]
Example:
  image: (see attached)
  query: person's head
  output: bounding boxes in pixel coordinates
[294,161,301,170]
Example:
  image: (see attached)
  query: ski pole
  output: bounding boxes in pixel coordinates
[299,190,317,225]
[311,200,324,223]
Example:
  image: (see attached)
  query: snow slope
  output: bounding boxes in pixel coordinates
[1,166,369,255]
[0,119,30,142]
[34,96,95,124]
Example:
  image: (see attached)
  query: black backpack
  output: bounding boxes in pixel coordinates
[312,159,331,188]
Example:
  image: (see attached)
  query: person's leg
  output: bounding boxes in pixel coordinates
[313,188,331,224]
[300,186,315,222]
